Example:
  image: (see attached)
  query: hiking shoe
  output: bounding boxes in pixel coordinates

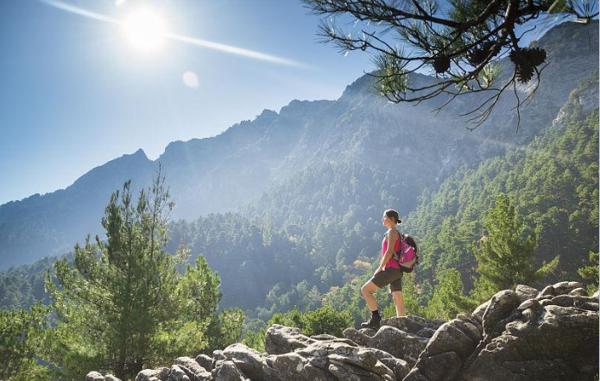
[360,315,381,330]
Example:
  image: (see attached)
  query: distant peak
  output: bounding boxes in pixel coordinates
[258,109,278,118]
[132,148,147,158]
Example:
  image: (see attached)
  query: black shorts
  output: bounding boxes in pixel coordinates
[369,267,404,292]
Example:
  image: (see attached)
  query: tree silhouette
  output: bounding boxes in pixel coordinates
[304,0,597,127]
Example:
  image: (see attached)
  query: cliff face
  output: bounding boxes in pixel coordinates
[86,281,598,381]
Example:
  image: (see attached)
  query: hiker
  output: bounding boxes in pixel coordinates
[359,208,406,329]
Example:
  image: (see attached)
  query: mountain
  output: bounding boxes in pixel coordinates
[0,20,597,270]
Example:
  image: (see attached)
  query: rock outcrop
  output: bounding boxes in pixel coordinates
[86,281,599,381]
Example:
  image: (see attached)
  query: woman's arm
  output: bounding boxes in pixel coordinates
[377,230,398,272]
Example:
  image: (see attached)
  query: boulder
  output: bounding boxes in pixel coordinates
[265,325,312,354]
[168,365,190,381]
[515,284,539,302]
[173,357,211,381]
[481,290,521,337]
[403,316,481,381]
[221,343,279,380]
[85,372,106,381]
[135,368,170,381]
[195,354,215,372]
[462,303,598,380]
[211,360,248,381]
[380,316,444,335]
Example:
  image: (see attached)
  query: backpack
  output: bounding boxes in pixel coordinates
[393,233,419,273]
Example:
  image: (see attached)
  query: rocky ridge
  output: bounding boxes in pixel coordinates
[86,281,598,381]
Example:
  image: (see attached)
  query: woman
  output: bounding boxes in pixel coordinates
[359,209,405,329]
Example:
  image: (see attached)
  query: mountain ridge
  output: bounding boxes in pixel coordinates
[0,20,597,269]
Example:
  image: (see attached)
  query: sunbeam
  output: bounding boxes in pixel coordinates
[40,0,309,67]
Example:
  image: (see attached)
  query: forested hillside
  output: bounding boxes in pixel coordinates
[404,74,599,293]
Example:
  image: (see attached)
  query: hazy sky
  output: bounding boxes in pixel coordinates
[0,0,373,204]
[0,0,573,205]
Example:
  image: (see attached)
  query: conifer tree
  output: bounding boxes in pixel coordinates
[577,251,599,293]
[0,303,50,380]
[44,171,227,380]
[426,269,476,320]
[471,193,558,300]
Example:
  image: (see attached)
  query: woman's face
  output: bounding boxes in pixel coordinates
[382,214,393,228]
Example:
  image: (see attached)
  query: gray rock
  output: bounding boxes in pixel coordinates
[195,354,214,371]
[538,285,556,297]
[343,327,370,346]
[404,351,462,381]
[135,368,170,381]
[462,303,599,380]
[267,352,311,380]
[540,298,554,307]
[515,284,539,302]
[123,282,598,381]
[568,287,588,296]
[86,371,105,381]
[327,353,393,380]
[265,325,316,354]
[425,321,476,360]
[212,350,226,361]
[310,333,338,340]
[265,324,357,355]
[222,343,279,381]
[344,325,428,366]
[482,290,520,337]
[168,365,190,381]
[367,348,410,380]
[553,281,584,295]
[471,300,490,323]
[550,294,575,307]
[212,360,248,381]
[404,317,480,381]
[516,299,543,322]
[415,327,437,338]
[173,356,211,381]
[380,315,444,335]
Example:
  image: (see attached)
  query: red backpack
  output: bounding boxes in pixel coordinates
[393,234,419,272]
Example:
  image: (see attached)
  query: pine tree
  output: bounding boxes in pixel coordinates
[577,251,599,293]
[471,194,559,301]
[0,303,50,381]
[44,172,227,380]
[426,269,476,320]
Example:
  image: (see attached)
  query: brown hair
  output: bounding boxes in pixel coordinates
[384,209,401,224]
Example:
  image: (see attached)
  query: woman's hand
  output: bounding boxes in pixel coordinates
[374,266,384,275]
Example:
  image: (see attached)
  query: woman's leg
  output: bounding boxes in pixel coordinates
[361,281,380,311]
[391,291,405,317]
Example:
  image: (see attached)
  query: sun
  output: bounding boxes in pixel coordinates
[122,8,167,51]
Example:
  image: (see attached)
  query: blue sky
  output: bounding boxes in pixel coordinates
[0,0,374,204]
[0,0,575,205]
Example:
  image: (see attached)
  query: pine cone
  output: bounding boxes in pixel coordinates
[528,47,547,66]
[515,63,535,83]
[433,55,450,73]
[510,48,546,83]
[510,47,547,67]
[468,41,501,66]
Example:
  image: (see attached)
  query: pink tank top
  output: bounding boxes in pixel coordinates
[382,230,401,269]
